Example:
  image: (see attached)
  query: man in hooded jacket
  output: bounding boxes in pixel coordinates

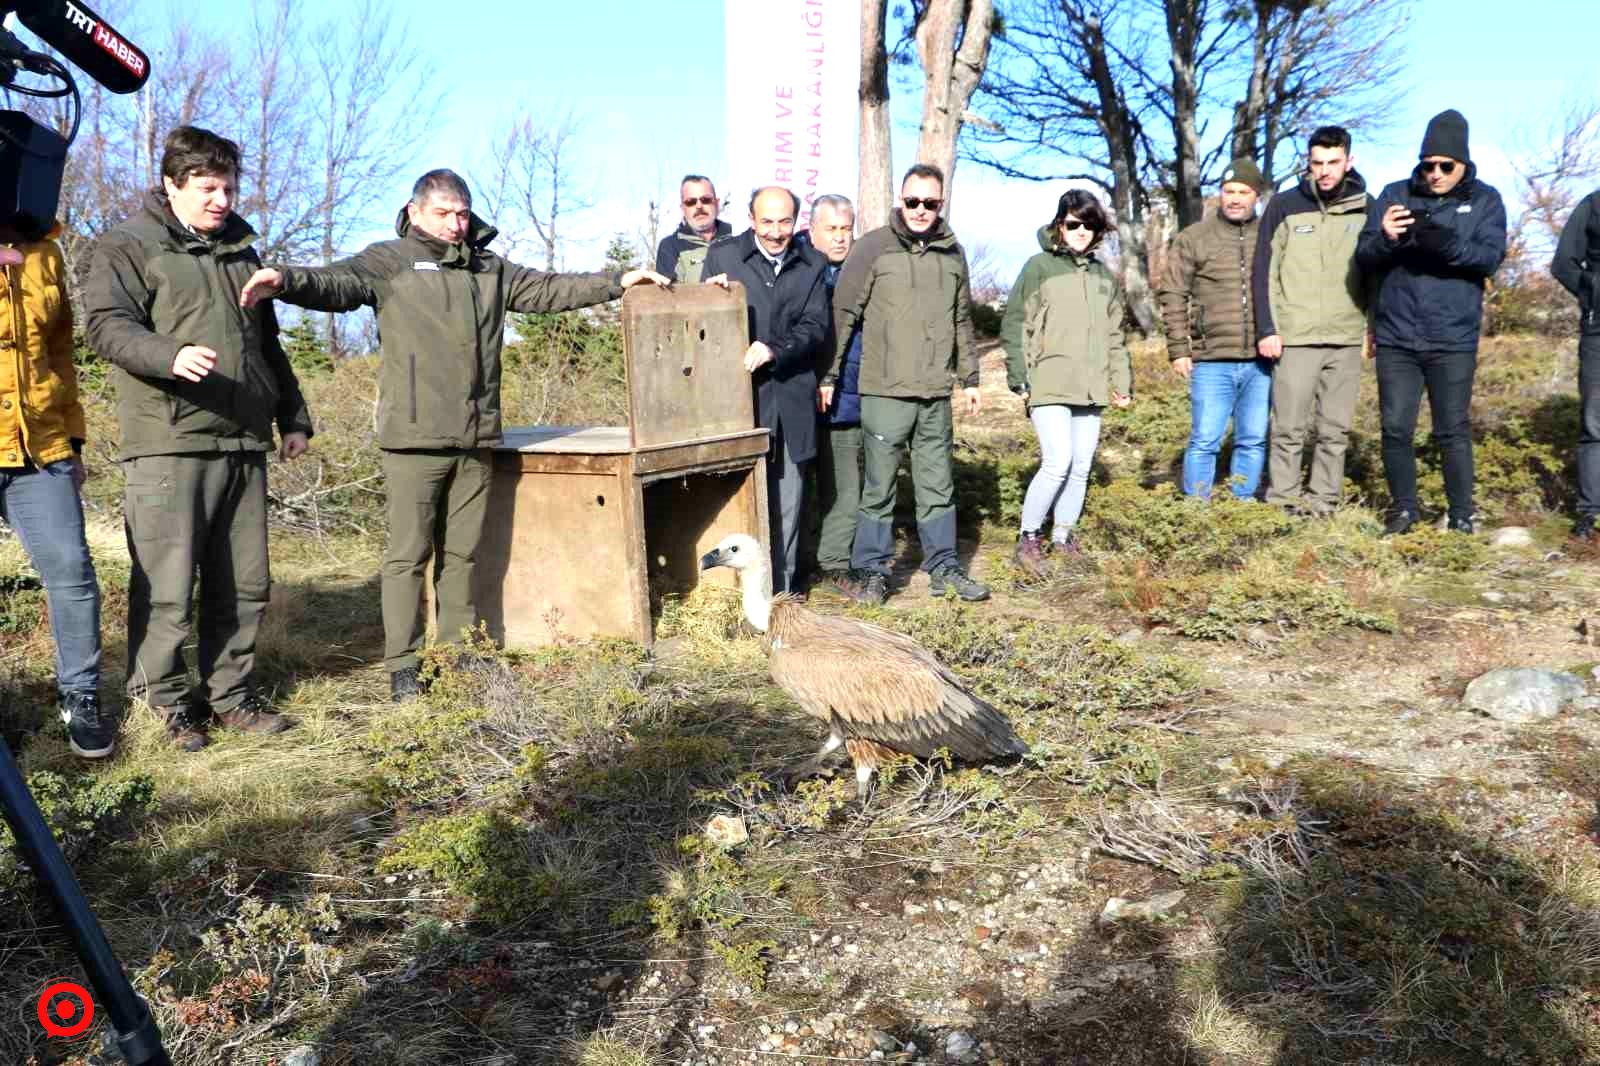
[1355,110,1507,535]
[241,169,666,700]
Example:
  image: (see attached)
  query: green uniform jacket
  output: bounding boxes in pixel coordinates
[274,207,622,451]
[1000,225,1131,407]
[1158,209,1260,362]
[85,191,314,460]
[827,210,978,398]
[1252,172,1372,346]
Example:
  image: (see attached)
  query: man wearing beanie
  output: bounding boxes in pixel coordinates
[1356,109,1507,535]
[1159,157,1272,499]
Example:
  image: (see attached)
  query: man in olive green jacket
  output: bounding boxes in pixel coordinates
[826,163,987,604]
[1253,126,1373,516]
[242,169,666,700]
[1158,158,1270,499]
[87,126,313,751]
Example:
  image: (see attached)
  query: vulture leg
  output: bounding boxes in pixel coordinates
[854,760,875,804]
[786,729,845,787]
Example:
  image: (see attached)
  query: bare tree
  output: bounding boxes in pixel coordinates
[858,0,893,230]
[306,0,441,351]
[478,111,590,270]
[911,0,996,211]
[1227,0,1410,188]
[966,0,1162,330]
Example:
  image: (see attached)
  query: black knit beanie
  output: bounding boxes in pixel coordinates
[1419,110,1470,162]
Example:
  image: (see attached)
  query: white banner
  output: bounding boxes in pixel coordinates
[724,0,862,228]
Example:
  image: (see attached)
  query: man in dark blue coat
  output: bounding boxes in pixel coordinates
[704,186,829,593]
[1552,186,1600,539]
[1356,109,1507,535]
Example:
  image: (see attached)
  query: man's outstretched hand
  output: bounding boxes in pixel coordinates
[240,267,284,308]
[620,268,671,289]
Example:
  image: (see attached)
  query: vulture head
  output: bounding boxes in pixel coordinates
[699,533,764,574]
[699,532,773,630]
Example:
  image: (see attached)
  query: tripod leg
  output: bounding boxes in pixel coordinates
[0,737,172,1065]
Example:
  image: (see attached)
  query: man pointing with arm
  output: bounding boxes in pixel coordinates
[242,169,666,700]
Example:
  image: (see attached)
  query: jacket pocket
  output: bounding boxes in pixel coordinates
[408,353,418,423]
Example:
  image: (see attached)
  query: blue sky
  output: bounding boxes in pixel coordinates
[121,0,1600,281]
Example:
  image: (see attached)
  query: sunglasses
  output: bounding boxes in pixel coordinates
[1420,160,1457,175]
[1060,219,1098,232]
[902,197,943,211]
[683,196,717,208]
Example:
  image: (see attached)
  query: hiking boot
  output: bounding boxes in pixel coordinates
[929,564,990,602]
[214,689,295,734]
[851,571,889,606]
[157,698,209,753]
[59,691,115,760]
[1576,515,1598,541]
[391,665,424,703]
[1012,531,1049,576]
[1381,510,1417,537]
[1446,515,1476,535]
[1052,530,1083,555]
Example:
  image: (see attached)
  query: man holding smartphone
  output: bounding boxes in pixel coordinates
[1355,110,1506,535]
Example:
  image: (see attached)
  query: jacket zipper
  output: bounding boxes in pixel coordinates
[1237,224,1249,358]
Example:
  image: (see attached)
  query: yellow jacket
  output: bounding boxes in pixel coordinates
[0,235,82,468]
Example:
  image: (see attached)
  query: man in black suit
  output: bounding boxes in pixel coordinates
[703,186,829,593]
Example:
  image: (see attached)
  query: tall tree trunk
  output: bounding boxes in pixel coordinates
[913,0,995,212]
[1230,0,1272,172]
[858,0,893,231]
[1165,0,1205,226]
[1077,8,1157,332]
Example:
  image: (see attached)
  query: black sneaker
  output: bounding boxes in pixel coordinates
[391,665,424,703]
[851,571,889,606]
[929,564,990,602]
[59,691,115,760]
[1382,511,1417,537]
[1575,515,1596,540]
[214,689,295,734]
[1446,515,1476,535]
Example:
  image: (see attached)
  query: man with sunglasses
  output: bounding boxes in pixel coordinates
[1356,109,1506,535]
[826,162,988,604]
[655,174,731,284]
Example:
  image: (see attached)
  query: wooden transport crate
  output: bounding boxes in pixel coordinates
[471,283,769,648]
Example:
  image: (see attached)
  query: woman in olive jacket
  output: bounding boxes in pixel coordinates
[1000,191,1132,574]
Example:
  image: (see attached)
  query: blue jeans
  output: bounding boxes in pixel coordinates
[1183,359,1272,499]
[0,459,101,694]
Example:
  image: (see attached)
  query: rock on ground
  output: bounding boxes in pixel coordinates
[1463,667,1587,723]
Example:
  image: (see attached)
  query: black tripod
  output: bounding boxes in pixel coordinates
[0,735,171,1064]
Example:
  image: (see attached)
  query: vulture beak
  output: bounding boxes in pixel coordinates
[699,548,724,571]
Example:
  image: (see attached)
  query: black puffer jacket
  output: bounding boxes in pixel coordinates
[1355,162,1507,352]
[1553,187,1600,335]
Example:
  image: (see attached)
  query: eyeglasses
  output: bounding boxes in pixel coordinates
[1060,220,1098,232]
[902,197,943,211]
[682,196,717,208]
[1420,160,1457,176]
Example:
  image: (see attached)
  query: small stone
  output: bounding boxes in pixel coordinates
[973,925,992,941]
[283,1049,321,1066]
[1099,889,1187,924]
[1463,667,1586,723]
[958,979,1003,1011]
[593,971,622,991]
[1491,526,1534,549]
[784,1021,799,1034]
[844,943,860,955]
[928,859,946,875]
[809,932,824,946]
[903,900,927,917]
[945,1030,979,1061]
[1480,590,1506,604]
[703,814,749,850]
[1115,627,1145,645]
[868,1029,900,1052]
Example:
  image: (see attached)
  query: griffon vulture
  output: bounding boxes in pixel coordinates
[699,533,1030,799]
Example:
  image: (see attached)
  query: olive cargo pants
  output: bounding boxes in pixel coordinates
[381,448,492,672]
[123,451,270,713]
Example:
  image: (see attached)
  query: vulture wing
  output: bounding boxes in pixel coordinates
[766,599,1029,763]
